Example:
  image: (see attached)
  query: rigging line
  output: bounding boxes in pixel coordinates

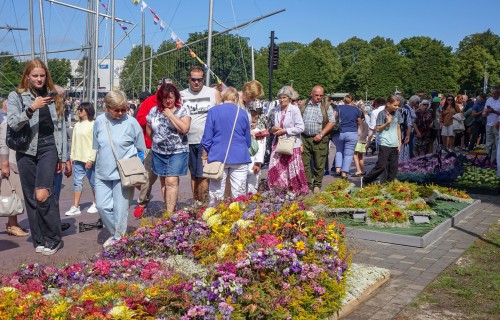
[0,69,19,92]
[9,0,24,55]
[48,0,81,52]
[0,31,10,43]
[229,0,248,82]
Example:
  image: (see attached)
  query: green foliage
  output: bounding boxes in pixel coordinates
[398,36,459,95]
[118,29,499,100]
[47,58,73,87]
[0,53,22,97]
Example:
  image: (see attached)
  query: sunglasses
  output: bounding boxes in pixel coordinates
[109,107,128,113]
[190,77,204,83]
[447,98,454,101]
[77,108,84,112]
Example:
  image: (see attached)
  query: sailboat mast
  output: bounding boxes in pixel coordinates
[38,0,48,64]
[110,0,115,91]
[205,0,214,86]
[142,10,146,92]
[29,0,35,59]
[93,0,100,105]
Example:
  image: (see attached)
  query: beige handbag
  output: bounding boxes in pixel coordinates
[203,105,240,180]
[106,122,147,188]
[275,136,295,155]
[0,177,24,217]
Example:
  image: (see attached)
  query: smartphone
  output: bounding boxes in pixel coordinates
[486,105,492,109]
[48,91,58,98]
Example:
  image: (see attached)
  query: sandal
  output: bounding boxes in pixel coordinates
[6,225,29,237]
[352,172,367,177]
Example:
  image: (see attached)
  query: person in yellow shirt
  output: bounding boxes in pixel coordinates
[65,102,98,216]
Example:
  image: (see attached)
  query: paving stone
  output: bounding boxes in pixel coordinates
[388,254,406,260]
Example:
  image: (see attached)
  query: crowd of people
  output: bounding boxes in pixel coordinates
[2,57,500,255]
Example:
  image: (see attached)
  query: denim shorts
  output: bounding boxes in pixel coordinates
[152,151,188,177]
[188,144,204,179]
[73,160,95,191]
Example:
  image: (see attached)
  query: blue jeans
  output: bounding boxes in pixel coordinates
[73,160,95,191]
[333,131,358,173]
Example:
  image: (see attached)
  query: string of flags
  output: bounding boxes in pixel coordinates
[132,0,226,88]
[99,1,129,32]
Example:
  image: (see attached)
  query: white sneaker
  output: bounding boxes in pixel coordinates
[87,203,98,214]
[65,206,81,216]
[35,245,45,253]
[103,237,118,249]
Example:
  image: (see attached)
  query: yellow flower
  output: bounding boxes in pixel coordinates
[236,242,244,251]
[229,202,240,211]
[276,243,283,250]
[50,300,68,319]
[202,207,217,221]
[217,244,230,259]
[295,241,305,251]
[235,219,253,229]
[109,305,136,319]
[0,287,17,292]
[206,214,222,227]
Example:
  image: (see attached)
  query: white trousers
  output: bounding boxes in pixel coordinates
[209,163,248,204]
[485,125,498,162]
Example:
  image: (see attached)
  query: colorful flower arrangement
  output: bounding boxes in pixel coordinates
[404,201,437,217]
[428,184,474,204]
[351,184,383,199]
[325,178,355,194]
[0,192,350,319]
[383,180,421,203]
[366,200,409,228]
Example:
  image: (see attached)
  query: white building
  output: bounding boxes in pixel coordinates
[67,59,124,96]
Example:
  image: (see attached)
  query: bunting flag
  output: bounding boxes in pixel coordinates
[169,31,177,42]
[140,1,148,12]
[176,39,184,49]
[100,2,108,12]
[132,1,226,88]
[149,8,159,24]
[118,22,128,31]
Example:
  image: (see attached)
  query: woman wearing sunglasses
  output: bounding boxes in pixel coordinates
[64,102,98,217]
[92,91,145,248]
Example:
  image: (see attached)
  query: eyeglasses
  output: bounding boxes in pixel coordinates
[109,107,128,113]
[190,78,204,83]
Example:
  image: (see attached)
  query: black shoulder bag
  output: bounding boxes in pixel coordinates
[7,93,32,150]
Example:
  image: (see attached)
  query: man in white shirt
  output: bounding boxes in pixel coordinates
[367,97,386,153]
[180,66,220,203]
[484,86,500,163]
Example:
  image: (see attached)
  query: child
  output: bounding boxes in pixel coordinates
[353,108,370,176]
[361,95,402,187]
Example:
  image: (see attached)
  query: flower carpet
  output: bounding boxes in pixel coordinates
[305,180,475,236]
[0,193,351,319]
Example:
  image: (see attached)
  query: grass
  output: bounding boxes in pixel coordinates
[397,221,500,319]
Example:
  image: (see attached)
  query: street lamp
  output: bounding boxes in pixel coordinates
[290,80,294,88]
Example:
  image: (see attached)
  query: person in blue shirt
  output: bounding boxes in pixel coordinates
[468,93,487,150]
[201,87,251,204]
[92,90,146,248]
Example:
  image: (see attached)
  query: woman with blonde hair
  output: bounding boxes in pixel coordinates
[7,58,68,255]
[202,87,251,204]
[93,90,145,248]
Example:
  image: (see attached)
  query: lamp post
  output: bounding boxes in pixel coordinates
[290,80,294,88]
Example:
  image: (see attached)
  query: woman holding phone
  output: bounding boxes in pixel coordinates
[7,58,68,255]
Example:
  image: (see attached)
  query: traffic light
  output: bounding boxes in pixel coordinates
[271,46,279,69]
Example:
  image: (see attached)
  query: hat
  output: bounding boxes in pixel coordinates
[432,97,441,103]
[139,91,151,101]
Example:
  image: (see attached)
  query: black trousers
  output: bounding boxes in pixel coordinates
[364,145,399,184]
[468,122,484,150]
[16,135,61,248]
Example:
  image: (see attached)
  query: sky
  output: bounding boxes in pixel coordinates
[1,0,499,61]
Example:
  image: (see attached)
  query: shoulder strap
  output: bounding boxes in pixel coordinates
[223,105,240,164]
[320,100,329,128]
[105,121,119,162]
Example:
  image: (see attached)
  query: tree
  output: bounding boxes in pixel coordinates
[457,29,500,61]
[366,46,412,98]
[48,58,73,87]
[0,53,22,97]
[457,46,499,96]
[120,45,153,98]
[398,36,458,95]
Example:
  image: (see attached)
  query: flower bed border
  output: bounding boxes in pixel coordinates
[345,200,481,247]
